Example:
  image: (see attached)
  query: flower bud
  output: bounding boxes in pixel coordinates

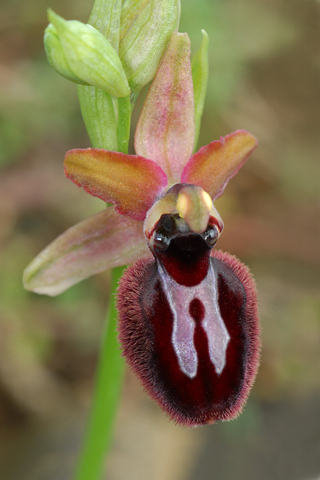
[119,0,181,92]
[44,10,130,97]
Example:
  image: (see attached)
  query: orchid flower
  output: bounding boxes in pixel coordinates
[24,32,260,427]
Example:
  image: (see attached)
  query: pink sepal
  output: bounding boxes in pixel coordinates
[134,32,195,185]
[23,206,151,296]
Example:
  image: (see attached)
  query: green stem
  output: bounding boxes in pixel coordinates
[117,95,132,154]
[73,267,125,480]
[78,85,118,151]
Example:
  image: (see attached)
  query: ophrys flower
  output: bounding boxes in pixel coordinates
[24,32,260,426]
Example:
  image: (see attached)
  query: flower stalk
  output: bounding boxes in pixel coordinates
[73,267,125,480]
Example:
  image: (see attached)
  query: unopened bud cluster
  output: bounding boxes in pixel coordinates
[44,0,181,95]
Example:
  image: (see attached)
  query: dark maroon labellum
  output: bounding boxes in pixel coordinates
[117,214,260,427]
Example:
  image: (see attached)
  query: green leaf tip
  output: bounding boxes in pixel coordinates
[192,29,209,150]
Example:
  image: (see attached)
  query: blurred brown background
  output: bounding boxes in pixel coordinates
[0,0,320,479]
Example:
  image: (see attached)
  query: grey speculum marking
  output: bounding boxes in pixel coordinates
[158,262,230,379]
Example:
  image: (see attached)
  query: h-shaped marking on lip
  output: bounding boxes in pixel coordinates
[157,262,230,379]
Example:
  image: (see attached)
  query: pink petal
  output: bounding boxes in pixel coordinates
[64,149,168,221]
[23,206,152,296]
[181,130,258,200]
[134,32,195,185]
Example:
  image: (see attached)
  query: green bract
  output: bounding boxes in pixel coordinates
[44,10,130,97]
[119,0,181,92]
[192,29,209,150]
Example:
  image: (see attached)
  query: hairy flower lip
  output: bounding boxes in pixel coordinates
[117,249,260,427]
